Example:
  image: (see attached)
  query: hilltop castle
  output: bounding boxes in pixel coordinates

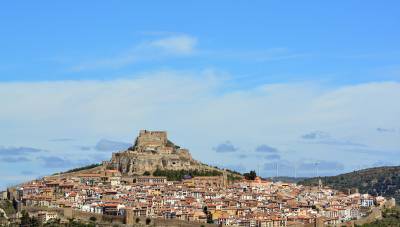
[135,130,168,151]
[108,130,204,175]
[131,130,190,156]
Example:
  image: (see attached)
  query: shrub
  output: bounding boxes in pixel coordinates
[89,216,97,222]
[145,217,151,225]
[153,168,222,181]
[243,170,257,180]
[143,171,151,176]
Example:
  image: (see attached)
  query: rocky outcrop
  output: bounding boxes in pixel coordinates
[108,130,210,175]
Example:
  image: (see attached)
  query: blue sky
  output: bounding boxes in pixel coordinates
[1,1,399,83]
[1,1,400,189]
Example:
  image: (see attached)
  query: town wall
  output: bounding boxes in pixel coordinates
[126,215,217,227]
[23,206,216,227]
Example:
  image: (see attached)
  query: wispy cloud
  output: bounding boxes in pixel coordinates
[94,139,131,152]
[343,148,398,157]
[301,131,329,140]
[237,154,248,159]
[72,34,197,71]
[1,157,30,163]
[376,127,399,133]
[1,74,399,177]
[38,156,73,168]
[301,131,367,147]
[49,138,75,142]
[149,35,197,55]
[71,33,307,72]
[213,141,238,153]
[20,170,35,175]
[255,145,279,153]
[0,146,44,156]
[212,48,309,63]
[265,154,281,160]
[79,146,92,151]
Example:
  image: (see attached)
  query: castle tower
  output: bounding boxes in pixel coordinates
[222,170,228,187]
[136,130,168,150]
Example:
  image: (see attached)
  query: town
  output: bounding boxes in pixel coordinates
[1,131,396,226]
[2,171,395,226]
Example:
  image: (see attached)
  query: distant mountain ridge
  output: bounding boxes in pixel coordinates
[298,166,400,204]
[263,176,309,183]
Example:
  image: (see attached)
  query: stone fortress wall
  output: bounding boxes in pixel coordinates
[136,130,168,150]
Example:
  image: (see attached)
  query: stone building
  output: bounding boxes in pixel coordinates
[136,176,168,184]
[136,130,168,150]
[183,175,227,188]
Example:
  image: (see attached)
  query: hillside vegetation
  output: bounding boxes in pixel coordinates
[357,206,400,227]
[264,176,309,183]
[0,200,16,225]
[298,166,400,204]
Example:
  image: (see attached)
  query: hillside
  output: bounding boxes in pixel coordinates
[358,206,400,226]
[45,130,242,181]
[263,176,309,183]
[107,130,238,177]
[0,200,16,226]
[298,166,400,203]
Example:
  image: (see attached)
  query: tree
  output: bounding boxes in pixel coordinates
[89,216,97,222]
[20,210,31,227]
[202,206,213,224]
[30,216,40,227]
[143,171,151,176]
[145,217,151,225]
[203,206,208,214]
[244,170,257,180]
[19,210,40,227]
[153,168,222,181]
[206,212,213,224]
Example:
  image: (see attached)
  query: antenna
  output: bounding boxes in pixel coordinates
[276,162,279,178]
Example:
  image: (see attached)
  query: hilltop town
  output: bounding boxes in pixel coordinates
[1,130,396,227]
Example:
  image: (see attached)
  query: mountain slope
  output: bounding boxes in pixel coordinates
[298,166,400,203]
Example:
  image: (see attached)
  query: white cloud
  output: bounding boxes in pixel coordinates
[149,35,197,55]
[72,34,197,71]
[211,47,309,62]
[70,34,306,72]
[213,141,238,153]
[0,71,399,182]
[94,139,131,151]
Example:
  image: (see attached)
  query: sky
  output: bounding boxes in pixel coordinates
[1,1,400,189]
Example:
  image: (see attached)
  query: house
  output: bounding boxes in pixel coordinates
[360,194,374,207]
[0,191,7,200]
[136,176,167,184]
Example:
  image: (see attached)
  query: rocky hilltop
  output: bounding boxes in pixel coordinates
[107,130,212,175]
